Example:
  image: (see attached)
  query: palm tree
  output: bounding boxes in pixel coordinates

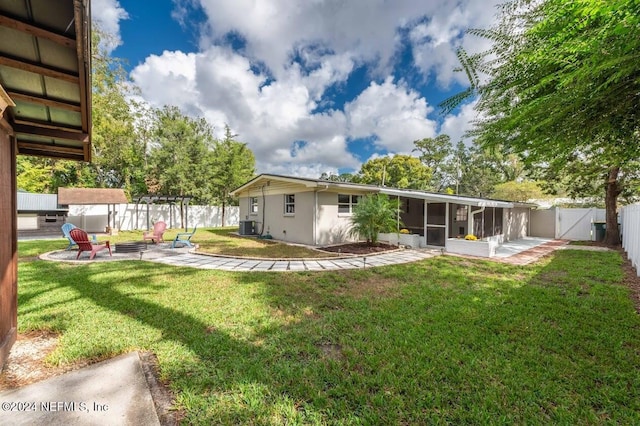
[349,194,402,245]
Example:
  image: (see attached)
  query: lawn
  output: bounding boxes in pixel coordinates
[53,226,336,259]
[13,240,640,424]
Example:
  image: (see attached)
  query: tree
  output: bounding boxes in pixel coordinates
[454,142,504,198]
[209,125,256,226]
[492,180,546,202]
[91,27,145,197]
[319,172,356,182]
[349,194,402,245]
[357,155,432,189]
[413,134,454,191]
[445,0,640,245]
[147,106,215,207]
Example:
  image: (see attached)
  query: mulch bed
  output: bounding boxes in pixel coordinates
[319,242,398,255]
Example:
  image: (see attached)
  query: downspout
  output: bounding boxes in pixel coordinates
[471,206,485,238]
[259,185,267,236]
[397,196,400,232]
[314,185,329,245]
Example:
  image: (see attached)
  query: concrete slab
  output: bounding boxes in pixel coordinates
[0,352,159,426]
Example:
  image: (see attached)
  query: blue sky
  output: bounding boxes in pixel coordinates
[92,0,500,177]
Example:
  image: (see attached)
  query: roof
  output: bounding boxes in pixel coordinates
[17,192,66,212]
[0,0,92,161]
[230,173,381,195]
[231,174,526,208]
[58,187,128,205]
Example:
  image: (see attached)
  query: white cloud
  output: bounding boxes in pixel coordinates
[131,47,360,176]
[91,0,129,53]
[345,77,437,153]
[440,100,480,146]
[124,1,502,177]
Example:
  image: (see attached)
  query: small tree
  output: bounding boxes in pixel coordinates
[349,194,402,245]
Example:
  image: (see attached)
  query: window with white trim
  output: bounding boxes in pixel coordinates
[456,206,468,221]
[338,194,361,214]
[284,194,295,214]
[249,197,258,214]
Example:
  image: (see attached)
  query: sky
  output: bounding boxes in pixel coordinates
[91,0,500,178]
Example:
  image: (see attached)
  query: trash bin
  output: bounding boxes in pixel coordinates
[593,222,606,242]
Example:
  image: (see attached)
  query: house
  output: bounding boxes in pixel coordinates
[230,174,535,253]
[58,187,128,233]
[0,0,92,368]
[17,192,68,238]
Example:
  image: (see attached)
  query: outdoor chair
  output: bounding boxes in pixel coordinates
[143,221,167,243]
[69,228,112,260]
[172,225,198,248]
[61,223,78,250]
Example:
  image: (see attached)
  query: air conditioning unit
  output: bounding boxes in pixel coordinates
[239,220,255,235]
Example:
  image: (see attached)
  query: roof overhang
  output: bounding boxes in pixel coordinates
[230,174,380,196]
[0,0,92,162]
[58,187,127,205]
[379,188,515,208]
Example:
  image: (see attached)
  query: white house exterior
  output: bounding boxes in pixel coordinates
[231,174,535,254]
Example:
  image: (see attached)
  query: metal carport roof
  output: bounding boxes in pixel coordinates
[0,0,92,161]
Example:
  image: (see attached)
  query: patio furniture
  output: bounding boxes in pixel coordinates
[143,221,167,243]
[172,225,197,248]
[61,223,78,250]
[69,228,112,260]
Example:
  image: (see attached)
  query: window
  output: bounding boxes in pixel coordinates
[456,206,468,222]
[249,197,258,214]
[338,194,361,214]
[284,194,295,214]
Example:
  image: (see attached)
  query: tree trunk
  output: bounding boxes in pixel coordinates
[604,167,621,246]
[221,199,226,227]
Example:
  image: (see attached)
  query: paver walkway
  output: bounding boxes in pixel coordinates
[148,249,440,271]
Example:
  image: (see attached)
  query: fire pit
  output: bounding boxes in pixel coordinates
[114,241,148,253]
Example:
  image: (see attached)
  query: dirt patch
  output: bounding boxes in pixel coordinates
[620,249,640,315]
[319,242,398,255]
[334,273,402,299]
[0,333,181,426]
[0,331,77,390]
[316,342,343,361]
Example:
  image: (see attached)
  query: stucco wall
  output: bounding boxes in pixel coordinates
[242,192,315,245]
[504,207,529,241]
[315,191,358,245]
[239,189,366,246]
[530,208,556,239]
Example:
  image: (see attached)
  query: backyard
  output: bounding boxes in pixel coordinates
[4,236,640,424]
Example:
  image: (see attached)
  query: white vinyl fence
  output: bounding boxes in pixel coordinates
[621,204,640,276]
[530,207,606,240]
[67,204,239,233]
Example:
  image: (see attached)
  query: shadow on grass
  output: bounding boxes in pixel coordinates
[15,249,640,424]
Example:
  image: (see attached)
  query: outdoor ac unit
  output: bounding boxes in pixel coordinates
[239,220,255,235]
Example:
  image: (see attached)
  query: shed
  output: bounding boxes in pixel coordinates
[58,187,128,233]
[17,192,68,238]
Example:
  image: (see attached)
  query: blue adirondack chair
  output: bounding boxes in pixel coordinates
[172,225,198,248]
[61,223,78,250]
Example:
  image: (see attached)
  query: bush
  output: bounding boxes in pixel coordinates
[349,194,403,245]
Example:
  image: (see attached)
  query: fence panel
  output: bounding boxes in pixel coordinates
[68,204,239,233]
[622,204,640,276]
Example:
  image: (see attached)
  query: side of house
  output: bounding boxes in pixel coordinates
[232,174,535,253]
[235,176,371,245]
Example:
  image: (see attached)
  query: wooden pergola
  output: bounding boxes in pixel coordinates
[133,194,193,231]
[0,0,92,368]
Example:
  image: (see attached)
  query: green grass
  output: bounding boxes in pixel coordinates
[15,240,640,424]
[33,226,334,259]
